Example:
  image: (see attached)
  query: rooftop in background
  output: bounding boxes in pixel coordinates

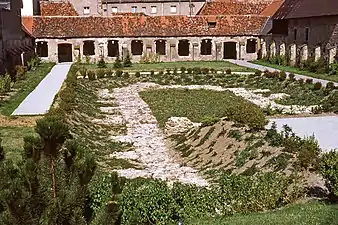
[102,0,205,2]
[22,15,269,38]
[198,1,271,15]
[40,1,79,16]
[273,0,338,20]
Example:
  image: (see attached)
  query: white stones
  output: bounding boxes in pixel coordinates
[165,117,201,136]
[111,83,208,186]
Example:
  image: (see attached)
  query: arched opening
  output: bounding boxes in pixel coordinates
[83,40,95,56]
[200,39,212,55]
[246,39,257,53]
[58,43,73,62]
[131,40,143,55]
[36,41,48,57]
[155,40,166,55]
[223,42,237,59]
[108,40,119,57]
[178,40,190,56]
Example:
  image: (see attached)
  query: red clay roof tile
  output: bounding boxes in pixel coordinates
[40,1,78,16]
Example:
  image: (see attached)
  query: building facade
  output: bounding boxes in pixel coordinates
[261,0,338,65]
[0,0,35,76]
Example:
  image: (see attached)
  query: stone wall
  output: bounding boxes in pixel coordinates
[37,36,260,63]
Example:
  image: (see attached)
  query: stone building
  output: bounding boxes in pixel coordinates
[23,0,280,63]
[0,0,35,76]
[261,0,338,65]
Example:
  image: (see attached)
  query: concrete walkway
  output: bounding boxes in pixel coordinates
[228,60,338,86]
[12,63,72,116]
[268,116,338,152]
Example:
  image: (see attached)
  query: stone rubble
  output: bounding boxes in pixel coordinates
[164,117,201,136]
[102,82,316,186]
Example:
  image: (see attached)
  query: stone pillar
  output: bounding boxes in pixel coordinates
[289,44,296,66]
[329,47,336,64]
[279,43,286,56]
[262,41,267,58]
[315,46,321,61]
[300,45,308,62]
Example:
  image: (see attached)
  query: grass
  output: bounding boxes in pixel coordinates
[139,89,249,127]
[0,63,55,116]
[0,126,37,163]
[186,201,338,225]
[253,60,338,82]
[83,60,255,72]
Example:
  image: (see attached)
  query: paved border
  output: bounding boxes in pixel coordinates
[228,60,338,86]
[12,63,72,116]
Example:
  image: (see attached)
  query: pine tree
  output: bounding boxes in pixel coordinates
[123,52,132,67]
[113,55,123,68]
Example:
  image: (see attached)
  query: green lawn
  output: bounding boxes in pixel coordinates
[0,126,37,163]
[84,61,254,72]
[140,89,248,127]
[187,201,338,225]
[253,60,338,82]
[0,63,55,116]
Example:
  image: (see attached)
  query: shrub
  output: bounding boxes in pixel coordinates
[150,70,155,76]
[113,56,123,68]
[313,82,322,90]
[201,68,209,75]
[288,73,296,81]
[97,69,106,79]
[135,71,141,78]
[0,73,12,94]
[306,78,313,84]
[173,68,178,75]
[88,70,96,80]
[296,136,321,170]
[298,78,304,85]
[85,55,91,64]
[326,82,335,89]
[79,67,88,78]
[279,71,287,81]
[158,71,164,76]
[187,68,193,74]
[320,150,338,197]
[115,70,123,77]
[123,53,132,67]
[123,72,130,79]
[254,70,262,76]
[200,115,220,127]
[210,68,216,74]
[106,69,113,78]
[166,69,171,75]
[226,68,232,74]
[97,57,107,68]
[321,91,338,113]
[225,102,267,130]
[193,67,201,75]
[15,65,26,80]
[180,67,186,74]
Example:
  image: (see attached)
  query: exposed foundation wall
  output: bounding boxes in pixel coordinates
[37,36,260,63]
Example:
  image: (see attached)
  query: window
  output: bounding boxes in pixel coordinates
[246,39,257,53]
[155,40,166,55]
[293,29,297,41]
[131,6,137,13]
[170,5,177,14]
[36,41,48,57]
[305,28,309,42]
[208,22,216,28]
[131,40,143,55]
[178,40,190,56]
[108,40,119,57]
[102,4,107,12]
[201,39,212,55]
[83,41,95,56]
[83,6,90,15]
[112,7,118,13]
[151,6,157,14]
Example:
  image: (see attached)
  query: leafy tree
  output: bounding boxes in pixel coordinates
[321,151,338,197]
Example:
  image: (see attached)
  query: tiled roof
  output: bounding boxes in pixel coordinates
[259,0,284,16]
[273,0,338,19]
[198,2,270,15]
[40,1,78,16]
[24,15,269,38]
[22,16,34,36]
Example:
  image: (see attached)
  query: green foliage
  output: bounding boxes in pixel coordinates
[326,82,335,90]
[123,53,132,67]
[306,78,313,84]
[27,56,41,70]
[0,73,11,94]
[180,67,186,74]
[140,52,160,64]
[113,56,123,69]
[79,66,88,78]
[322,91,338,113]
[0,137,4,161]
[97,58,107,68]
[200,115,220,127]
[225,102,267,130]
[123,72,130,79]
[226,68,232,74]
[115,70,123,77]
[120,178,179,225]
[279,71,287,81]
[85,55,91,64]
[15,65,27,80]
[97,69,106,79]
[313,82,322,90]
[88,70,96,81]
[289,73,296,81]
[320,150,338,197]
[134,71,141,78]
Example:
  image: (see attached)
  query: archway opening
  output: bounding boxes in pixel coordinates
[178,40,190,56]
[58,43,73,62]
[223,42,237,59]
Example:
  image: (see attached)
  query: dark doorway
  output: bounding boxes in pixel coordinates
[201,39,212,55]
[223,42,237,59]
[36,41,48,57]
[178,40,189,56]
[131,40,143,55]
[246,39,257,53]
[108,40,119,57]
[83,40,95,56]
[58,43,73,62]
[155,40,166,55]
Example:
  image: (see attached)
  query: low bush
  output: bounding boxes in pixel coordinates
[298,78,304,85]
[326,82,335,89]
[135,71,141,78]
[226,68,232,74]
[254,70,262,76]
[113,56,123,68]
[123,72,130,79]
[200,115,220,127]
[306,78,313,84]
[202,68,210,75]
[97,58,107,68]
[173,68,178,75]
[193,67,201,75]
[279,71,287,81]
[313,82,322,90]
[322,91,338,113]
[320,150,338,197]
[97,69,106,79]
[88,70,96,80]
[0,73,12,94]
[289,73,296,81]
[225,102,267,130]
[123,53,132,67]
[15,65,26,80]
[210,68,216,74]
[180,67,186,74]
[79,67,88,78]
[187,68,193,74]
[115,70,123,77]
[150,70,155,76]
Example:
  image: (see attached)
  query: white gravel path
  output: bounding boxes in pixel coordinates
[268,116,338,152]
[12,63,72,115]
